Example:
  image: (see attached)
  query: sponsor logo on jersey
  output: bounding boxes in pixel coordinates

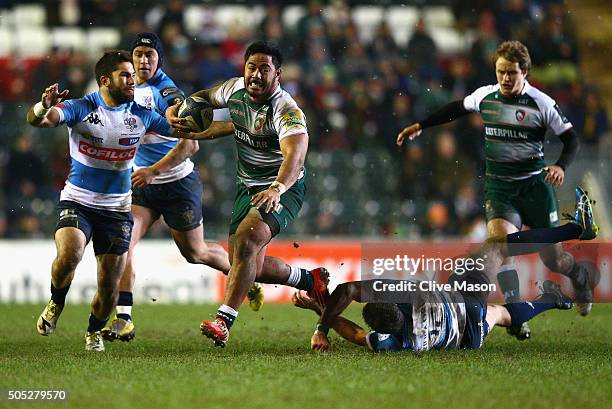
[515,109,526,122]
[124,117,138,132]
[230,108,245,118]
[161,87,179,97]
[81,133,104,144]
[141,95,153,109]
[485,127,528,139]
[83,113,104,126]
[254,116,266,131]
[119,137,140,146]
[282,110,305,130]
[78,141,136,161]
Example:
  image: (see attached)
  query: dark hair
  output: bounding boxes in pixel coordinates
[495,40,531,71]
[362,303,405,334]
[244,40,282,68]
[94,50,132,86]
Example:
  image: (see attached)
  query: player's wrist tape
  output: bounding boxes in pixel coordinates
[315,324,329,335]
[269,181,287,195]
[34,102,50,118]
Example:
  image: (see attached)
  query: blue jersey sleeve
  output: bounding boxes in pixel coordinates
[142,109,173,136]
[56,98,93,127]
[366,332,403,352]
[157,85,184,112]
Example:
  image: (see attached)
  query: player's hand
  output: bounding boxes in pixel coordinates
[250,188,281,214]
[165,101,192,132]
[131,167,158,188]
[543,165,565,187]
[41,83,69,108]
[292,291,323,315]
[311,331,331,352]
[396,122,422,146]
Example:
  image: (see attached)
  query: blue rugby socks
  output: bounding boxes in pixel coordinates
[503,295,558,327]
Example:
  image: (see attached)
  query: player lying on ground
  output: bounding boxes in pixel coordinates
[297,187,598,352]
[397,41,585,341]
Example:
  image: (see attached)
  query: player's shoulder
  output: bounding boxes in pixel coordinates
[151,69,181,95]
[472,83,500,97]
[270,86,302,114]
[523,81,556,108]
[225,77,246,96]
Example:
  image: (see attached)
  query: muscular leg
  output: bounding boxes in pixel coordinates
[224,215,272,311]
[485,304,511,330]
[171,224,231,273]
[37,227,87,336]
[91,253,128,322]
[118,205,158,293]
[539,242,576,277]
[52,227,87,289]
[488,218,521,303]
[228,231,296,285]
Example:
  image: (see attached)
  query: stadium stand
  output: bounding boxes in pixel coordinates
[0,0,608,239]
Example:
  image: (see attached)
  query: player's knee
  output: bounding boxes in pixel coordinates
[539,249,568,271]
[55,250,83,272]
[234,236,260,261]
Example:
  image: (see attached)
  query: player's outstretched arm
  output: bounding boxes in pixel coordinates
[26,83,68,128]
[132,139,200,188]
[396,100,469,146]
[293,291,368,349]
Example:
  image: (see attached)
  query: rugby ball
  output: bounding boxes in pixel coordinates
[177,96,213,132]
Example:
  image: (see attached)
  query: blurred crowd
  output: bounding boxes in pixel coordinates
[0,0,608,239]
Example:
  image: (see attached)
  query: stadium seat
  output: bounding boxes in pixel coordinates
[215,5,263,30]
[184,5,206,36]
[282,5,307,29]
[15,27,51,57]
[385,6,419,47]
[423,6,455,28]
[352,6,385,43]
[13,4,46,27]
[430,27,469,54]
[52,27,86,52]
[0,8,14,28]
[0,28,14,56]
[86,28,120,57]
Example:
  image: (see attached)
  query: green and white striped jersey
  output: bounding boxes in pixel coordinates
[463,81,572,181]
[211,77,307,187]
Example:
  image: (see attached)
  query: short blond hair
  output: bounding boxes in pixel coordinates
[495,41,531,70]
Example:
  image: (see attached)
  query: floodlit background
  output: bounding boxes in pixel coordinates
[0,0,609,302]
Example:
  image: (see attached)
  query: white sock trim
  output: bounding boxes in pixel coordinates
[286,265,301,287]
[218,304,238,318]
[497,264,516,273]
[117,306,132,316]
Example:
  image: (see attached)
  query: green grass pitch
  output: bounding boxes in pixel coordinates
[1,303,611,409]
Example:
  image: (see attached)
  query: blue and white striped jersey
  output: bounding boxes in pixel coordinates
[133,69,194,184]
[366,291,467,353]
[54,91,173,212]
